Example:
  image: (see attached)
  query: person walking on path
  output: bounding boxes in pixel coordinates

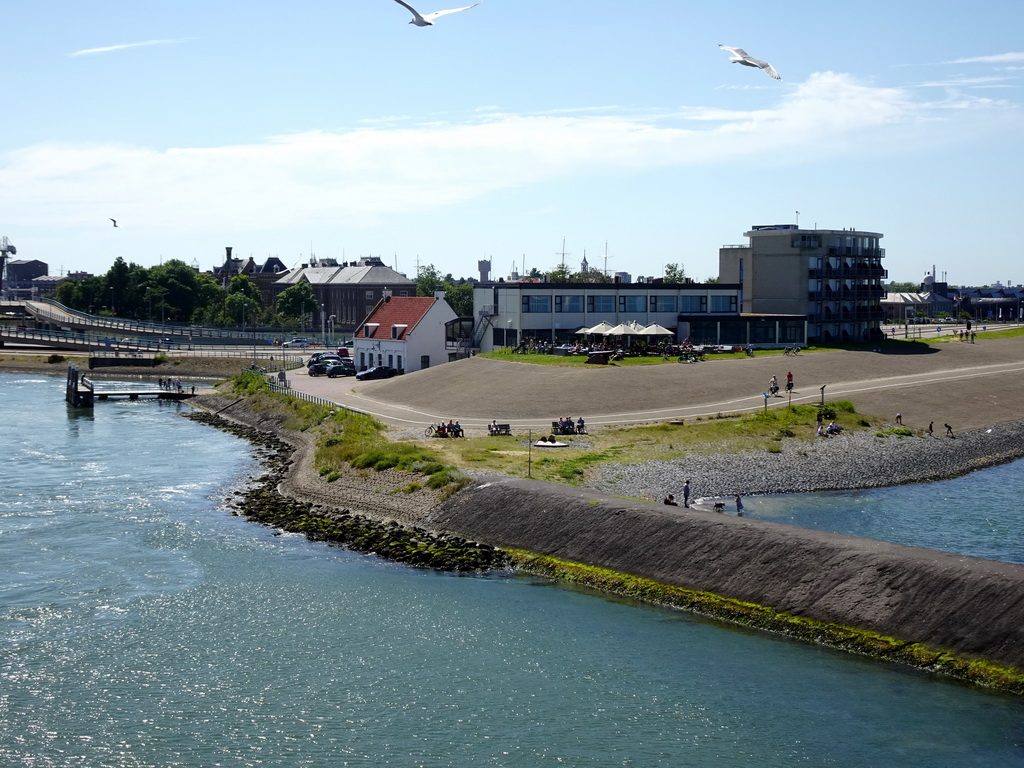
[928,421,934,437]
[682,480,691,509]
[734,493,744,516]
[946,423,954,437]
[895,412,903,425]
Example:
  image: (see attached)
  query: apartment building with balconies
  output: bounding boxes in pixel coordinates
[719,225,887,344]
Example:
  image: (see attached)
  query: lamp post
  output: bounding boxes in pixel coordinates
[820,384,826,406]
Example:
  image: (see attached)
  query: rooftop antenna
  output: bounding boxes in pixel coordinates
[603,240,614,278]
[556,237,570,270]
[796,211,800,227]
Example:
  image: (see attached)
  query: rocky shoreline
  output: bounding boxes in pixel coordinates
[592,420,1024,503]
[184,404,508,572]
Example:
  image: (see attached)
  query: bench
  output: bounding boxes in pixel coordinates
[551,421,576,435]
[494,424,512,436]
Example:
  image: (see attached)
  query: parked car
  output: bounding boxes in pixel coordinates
[282,337,310,348]
[308,359,348,376]
[356,365,398,381]
[325,360,356,378]
[307,352,342,366]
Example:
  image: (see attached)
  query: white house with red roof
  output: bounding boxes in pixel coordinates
[352,293,457,374]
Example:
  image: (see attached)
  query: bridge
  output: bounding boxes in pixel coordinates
[1,298,277,352]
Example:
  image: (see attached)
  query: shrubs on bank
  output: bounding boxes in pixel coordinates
[226,369,468,494]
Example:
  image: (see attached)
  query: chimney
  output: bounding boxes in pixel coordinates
[225,246,233,259]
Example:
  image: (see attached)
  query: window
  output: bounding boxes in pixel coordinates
[619,295,645,313]
[710,295,737,313]
[650,295,676,313]
[420,355,430,370]
[678,296,706,313]
[363,323,379,337]
[397,355,403,371]
[587,295,616,313]
[522,295,552,313]
[555,295,584,313]
[391,324,407,339]
[365,290,374,300]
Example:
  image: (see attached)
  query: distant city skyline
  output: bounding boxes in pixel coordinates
[2,1,1021,286]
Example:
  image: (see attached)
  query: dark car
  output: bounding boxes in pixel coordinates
[308,354,342,368]
[307,362,334,377]
[325,361,356,378]
[356,365,398,381]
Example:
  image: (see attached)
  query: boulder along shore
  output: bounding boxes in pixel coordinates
[186,390,1024,693]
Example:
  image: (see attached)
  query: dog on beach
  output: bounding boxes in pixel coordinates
[713,502,726,512]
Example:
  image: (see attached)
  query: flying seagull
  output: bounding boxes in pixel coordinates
[391,0,480,26]
[718,45,781,80]
[109,218,118,227]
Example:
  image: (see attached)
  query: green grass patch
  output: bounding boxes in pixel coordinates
[403,401,872,486]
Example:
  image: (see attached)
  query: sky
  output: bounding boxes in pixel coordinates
[2,0,1023,287]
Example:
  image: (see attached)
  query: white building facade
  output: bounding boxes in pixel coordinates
[471,281,806,351]
[353,294,457,373]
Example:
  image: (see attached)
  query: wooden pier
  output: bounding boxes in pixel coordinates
[66,364,195,408]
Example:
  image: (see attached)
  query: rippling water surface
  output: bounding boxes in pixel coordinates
[2,373,1023,767]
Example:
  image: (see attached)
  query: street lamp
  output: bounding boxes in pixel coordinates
[820,384,826,406]
[321,304,326,347]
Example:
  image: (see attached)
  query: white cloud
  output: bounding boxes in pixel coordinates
[0,72,1015,234]
[70,39,190,57]
[946,52,1024,65]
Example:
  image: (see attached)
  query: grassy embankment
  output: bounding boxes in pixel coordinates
[403,397,881,485]
[227,369,471,498]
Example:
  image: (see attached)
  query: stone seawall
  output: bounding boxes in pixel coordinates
[425,476,1024,677]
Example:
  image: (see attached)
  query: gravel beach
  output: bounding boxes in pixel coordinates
[589,420,1024,503]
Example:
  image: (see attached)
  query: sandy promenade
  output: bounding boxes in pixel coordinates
[289,336,1024,436]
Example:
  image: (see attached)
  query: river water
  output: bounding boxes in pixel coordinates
[2,372,1022,767]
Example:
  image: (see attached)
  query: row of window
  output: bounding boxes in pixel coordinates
[522,295,737,313]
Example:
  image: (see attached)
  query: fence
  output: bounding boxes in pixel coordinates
[264,378,368,415]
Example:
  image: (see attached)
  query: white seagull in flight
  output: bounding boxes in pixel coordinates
[391,0,480,26]
[718,45,781,80]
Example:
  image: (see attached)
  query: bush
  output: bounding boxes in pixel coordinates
[46,354,66,364]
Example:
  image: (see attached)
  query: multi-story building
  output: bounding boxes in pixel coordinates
[719,225,888,344]
[470,279,807,352]
[274,256,415,332]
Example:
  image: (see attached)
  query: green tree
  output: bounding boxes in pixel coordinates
[225,291,261,325]
[415,265,446,298]
[546,264,573,283]
[104,257,132,315]
[276,281,319,321]
[663,263,687,283]
[887,280,920,293]
[443,282,474,317]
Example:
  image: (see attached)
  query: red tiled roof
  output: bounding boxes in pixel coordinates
[357,296,437,340]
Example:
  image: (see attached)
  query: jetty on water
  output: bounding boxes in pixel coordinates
[65,364,195,408]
